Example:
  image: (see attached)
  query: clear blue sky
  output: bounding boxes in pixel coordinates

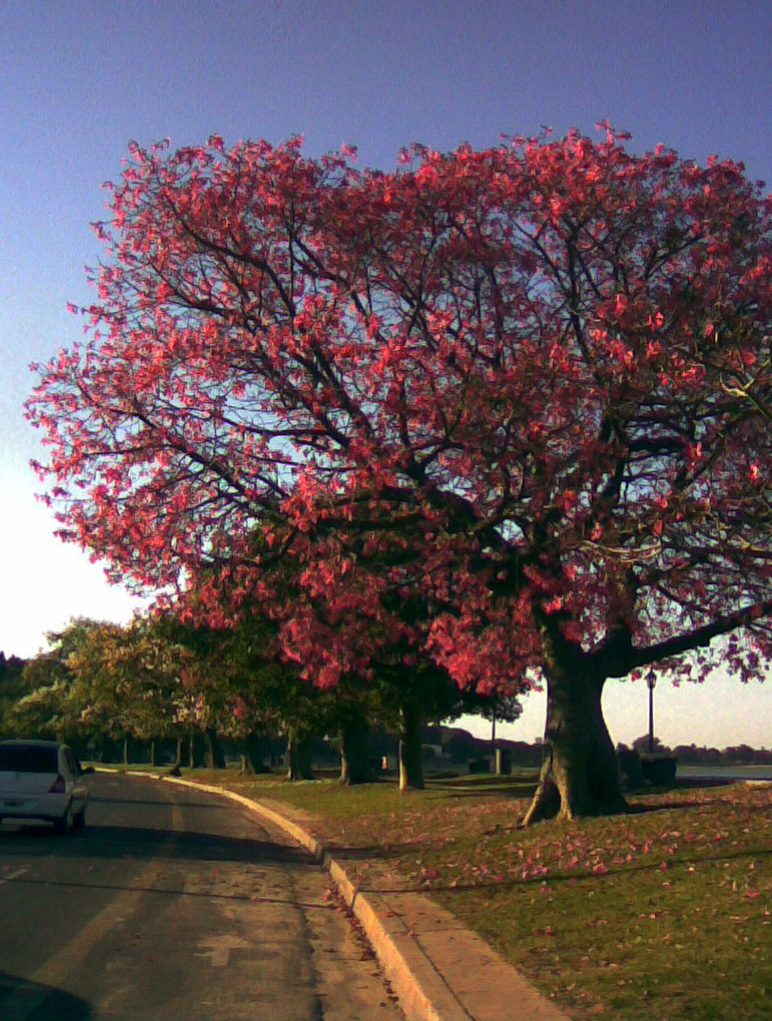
[2,0,771,748]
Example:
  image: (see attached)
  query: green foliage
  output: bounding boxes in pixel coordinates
[6,619,103,738]
[66,618,193,741]
[7,617,193,745]
[5,600,524,772]
[156,610,337,742]
[0,651,28,736]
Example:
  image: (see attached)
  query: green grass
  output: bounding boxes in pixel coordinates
[109,765,772,1019]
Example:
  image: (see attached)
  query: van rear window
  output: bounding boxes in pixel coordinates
[0,745,59,773]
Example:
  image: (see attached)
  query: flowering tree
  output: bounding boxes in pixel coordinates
[28,127,772,821]
[176,547,490,789]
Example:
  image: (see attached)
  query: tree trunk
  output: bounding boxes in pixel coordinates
[189,732,206,768]
[522,670,627,825]
[205,727,226,769]
[173,736,189,768]
[286,729,313,780]
[244,733,271,774]
[166,736,185,776]
[338,709,372,785]
[150,739,158,766]
[398,702,424,791]
[122,735,130,766]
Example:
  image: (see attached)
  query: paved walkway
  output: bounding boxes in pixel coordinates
[161,776,571,1021]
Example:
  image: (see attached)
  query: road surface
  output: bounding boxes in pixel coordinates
[0,771,404,1020]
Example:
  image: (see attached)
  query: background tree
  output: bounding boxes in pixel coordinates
[0,652,27,737]
[9,619,104,746]
[472,690,523,771]
[28,128,772,822]
[631,734,670,755]
[66,619,196,764]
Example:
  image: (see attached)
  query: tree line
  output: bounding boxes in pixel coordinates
[0,615,520,788]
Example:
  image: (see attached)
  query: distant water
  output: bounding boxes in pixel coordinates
[677,764,772,782]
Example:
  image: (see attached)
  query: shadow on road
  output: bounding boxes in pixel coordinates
[0,972,93,1021]
[0,821,318,867]
[87,795,224,808]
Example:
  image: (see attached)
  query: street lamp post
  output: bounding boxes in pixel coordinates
[647,673,657,754]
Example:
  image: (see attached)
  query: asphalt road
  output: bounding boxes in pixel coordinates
[0,771,404,1021]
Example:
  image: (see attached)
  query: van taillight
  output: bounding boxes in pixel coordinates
[49,775,66,793]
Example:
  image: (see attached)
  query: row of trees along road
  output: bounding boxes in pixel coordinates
[26,126,772,822]
[3,616,519,787]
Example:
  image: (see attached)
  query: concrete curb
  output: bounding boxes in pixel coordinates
[113,770,569,1021]
[157,776,468,1021]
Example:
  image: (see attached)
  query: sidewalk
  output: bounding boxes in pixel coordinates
[163,775,570,1021]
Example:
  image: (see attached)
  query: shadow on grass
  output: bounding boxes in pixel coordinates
[416,841,772,898]
[431,772,539,785]
[626,777,740,814]
[425,786,536,802]
[322,841,419,861]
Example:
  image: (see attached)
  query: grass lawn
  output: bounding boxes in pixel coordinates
[132,766,772,1019]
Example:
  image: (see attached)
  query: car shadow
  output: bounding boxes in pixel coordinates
[0,972,93,1020]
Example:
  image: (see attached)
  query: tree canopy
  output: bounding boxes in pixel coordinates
[28,126,772,819]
